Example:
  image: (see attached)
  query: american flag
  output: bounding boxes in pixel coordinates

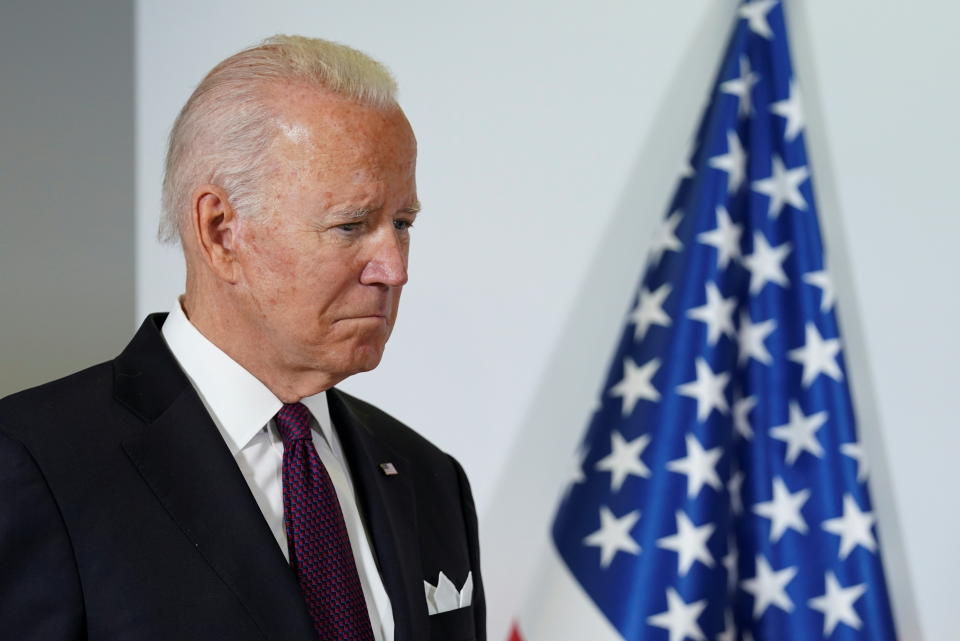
[510,2,899,640]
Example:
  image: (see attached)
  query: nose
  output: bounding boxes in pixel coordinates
[359,228,408,287]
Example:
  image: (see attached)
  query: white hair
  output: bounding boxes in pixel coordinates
[158,35,399,244]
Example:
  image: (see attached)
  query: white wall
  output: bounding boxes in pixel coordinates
[137,2,958,640]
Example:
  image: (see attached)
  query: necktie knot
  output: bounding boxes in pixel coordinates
[275,402,313,444]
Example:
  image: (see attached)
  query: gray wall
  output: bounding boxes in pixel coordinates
[0,0,134,396]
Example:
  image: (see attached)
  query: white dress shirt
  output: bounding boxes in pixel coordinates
[161,299,394,641]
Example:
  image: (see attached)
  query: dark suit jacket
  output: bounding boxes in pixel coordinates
[0,314,485,641]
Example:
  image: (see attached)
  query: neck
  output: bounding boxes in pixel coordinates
[181,284,340,403]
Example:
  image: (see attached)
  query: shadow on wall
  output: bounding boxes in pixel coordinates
[481,3,922,641]
[480,2,735,639]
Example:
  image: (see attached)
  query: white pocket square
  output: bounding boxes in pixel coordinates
[423,571,473,615]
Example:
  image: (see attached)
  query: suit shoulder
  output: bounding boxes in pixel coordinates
[0,361,114,440]
[332,388,451,462]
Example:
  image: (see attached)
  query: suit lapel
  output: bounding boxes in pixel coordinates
[115,315,315,641]
[329,390,425,641]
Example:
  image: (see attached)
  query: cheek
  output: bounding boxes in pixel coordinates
[239,227,302,301]
[244,227,289,270]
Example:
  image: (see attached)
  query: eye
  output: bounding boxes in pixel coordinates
[337,222,361,233]
[394,219,414,231]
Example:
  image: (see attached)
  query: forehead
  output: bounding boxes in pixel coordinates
[264,82,417,168]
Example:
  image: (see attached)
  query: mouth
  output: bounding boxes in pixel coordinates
[338,314,388,323]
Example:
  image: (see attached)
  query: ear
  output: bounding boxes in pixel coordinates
[188,184,242,283]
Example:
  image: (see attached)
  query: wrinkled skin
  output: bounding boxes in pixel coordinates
[184,83,419,401]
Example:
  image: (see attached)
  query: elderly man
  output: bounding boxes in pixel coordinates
[0,36,484,641]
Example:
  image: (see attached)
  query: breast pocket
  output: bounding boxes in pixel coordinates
[428,606,476,641]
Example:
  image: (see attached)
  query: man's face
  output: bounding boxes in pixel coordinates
[231,85,418,384]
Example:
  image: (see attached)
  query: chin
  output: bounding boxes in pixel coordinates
[333,343,387,378]
[355,349,386,373]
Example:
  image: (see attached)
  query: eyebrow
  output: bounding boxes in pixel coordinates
[336,202,421,219]
[341,208,373,220]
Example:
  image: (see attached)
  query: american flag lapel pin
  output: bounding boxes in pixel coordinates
[379,462,398,476]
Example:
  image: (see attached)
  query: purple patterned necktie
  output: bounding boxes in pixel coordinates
[274,403,375,641]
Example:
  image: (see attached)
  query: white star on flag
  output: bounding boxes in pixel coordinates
[841,441,870,482]
[648,210,684,266]
[788,322,843,387]
[708,131,747,193]
[569,444,587,485]
[770,79,804,141]
[723,537,739,591]
[743,232,791,294]
[752,476,810,542]
[720,55,759,118]
[728,469,745,515]
[738,311,776,366]
[646,587,707,641]
[657,510,716,576]
[741,555,798,618]
[609,356,661,416]
[687,282,737,346]
[667,432,723,498]
[582,506,641,568]
[698,206,743,269]
[677,357,730,422]
[739,0,779,39]
[770,401,827,464]
[594,431,651,492]
[752,155,809,218]
[803,270,836,312]
[808,572,868,635]
[733,394,757,440]
[717,610,736,641]
[822,494,877,559]
[629,283,672,340]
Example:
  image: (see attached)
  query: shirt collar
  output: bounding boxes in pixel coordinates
[160,298,335,454]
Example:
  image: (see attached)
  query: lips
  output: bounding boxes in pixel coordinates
[338,313,388,322]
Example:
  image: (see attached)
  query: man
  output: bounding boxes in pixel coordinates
[0,35,484,641]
